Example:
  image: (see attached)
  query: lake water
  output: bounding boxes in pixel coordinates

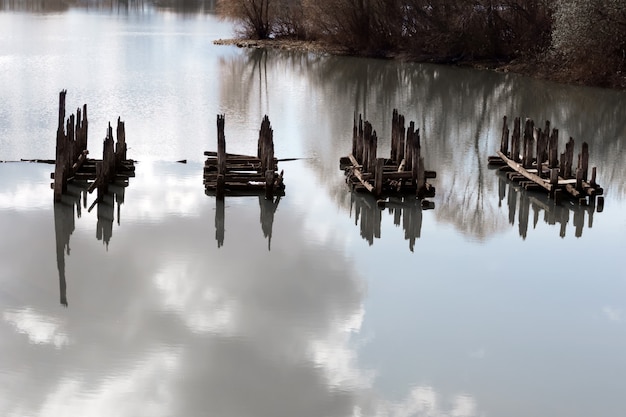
[1,3,626,417]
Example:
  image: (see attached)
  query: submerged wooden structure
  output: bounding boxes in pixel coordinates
[488,116,604,206]
[204,115,285,199]
[52,90,135,202]
[340,109,436,199]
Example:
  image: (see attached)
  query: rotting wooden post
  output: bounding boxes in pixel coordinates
[580,142,589,181]
[77,104,88,156]
[511,117,521,162]
[104,123,115,186]
[261,116,274,173]
[352,112,358,158]
[68,113,76,166]
[500,116,509,155]
[356,114,364,165]
[369,129,377,174]
[265,170,274,199]
[391,109,398,162]
[54,90,67,201]
[115,117,127,168]
[548,128,558,168]
[398,114,406,163]
[258,115,273,172]
[535,127,547,177]
[522,118,534,168]
[58,90,66,131]
[410,125,421,187]
[362,121,373,173]
[576,168,583,192]
[405,122,415,176]
[549,168,559,199]
[374,158,384,197]
[590,167,597,186]
[217,115,226,176]
[564,138,574,178]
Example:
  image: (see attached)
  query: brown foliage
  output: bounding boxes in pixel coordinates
[217,0,274,39]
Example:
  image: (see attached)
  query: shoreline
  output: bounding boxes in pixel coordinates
[214,38,626,91]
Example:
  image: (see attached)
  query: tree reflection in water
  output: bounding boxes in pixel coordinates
[0,0,215,13]
[219,48,626,241]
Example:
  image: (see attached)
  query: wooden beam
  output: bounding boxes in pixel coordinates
[496,150,551,191]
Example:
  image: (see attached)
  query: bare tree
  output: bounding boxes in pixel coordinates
[217,0,274,39]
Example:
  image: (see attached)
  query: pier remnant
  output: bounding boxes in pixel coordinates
[488,116,604,206]
[340,109,436,199]
[52,90,135,201]
[204,114,285,199]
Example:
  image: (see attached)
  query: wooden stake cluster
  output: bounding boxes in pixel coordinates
[52,91,135,202]
[340,109,436,198]
[87,119,134,201]
[53,90,89,201]
[488,116,604,206]
[204,114,285,199]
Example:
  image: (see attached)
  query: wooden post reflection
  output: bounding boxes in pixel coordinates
[497,170,598,238]
[212,194,280,250]
[259,195,280,251]
[53,183,88,306]
[349,192,430,251]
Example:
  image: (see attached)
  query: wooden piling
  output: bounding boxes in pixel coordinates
[522,118,535,168]
[205,114,285,198]
[500,115,509,155]
[52,90,134,202]
[548,128,558,168]
[342,109,436,199]
[490,116,603,206]
[375,158,384,196]
[511,117,521,162]
[580,142,589,181]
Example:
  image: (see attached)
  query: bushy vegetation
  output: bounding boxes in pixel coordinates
[217,0,626,88]
[551,0,626,86]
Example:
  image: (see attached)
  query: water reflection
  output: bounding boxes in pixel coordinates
[153,0,215,13]
[349,192,434,251]
[0,0,70,12]
[210,193,281,250]
[54,182,86,307]
[495,170,600,239]
[53,180,128,306]
[0,0,214,13]
[219,48,626,241]
[2,10,625,417]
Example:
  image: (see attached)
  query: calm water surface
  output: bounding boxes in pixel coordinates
[1,4,626,417]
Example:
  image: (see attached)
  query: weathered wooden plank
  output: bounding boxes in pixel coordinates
[347,154,374,193]
[496,150,552,191]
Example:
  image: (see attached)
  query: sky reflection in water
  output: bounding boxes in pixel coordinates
[1,5,626,417]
